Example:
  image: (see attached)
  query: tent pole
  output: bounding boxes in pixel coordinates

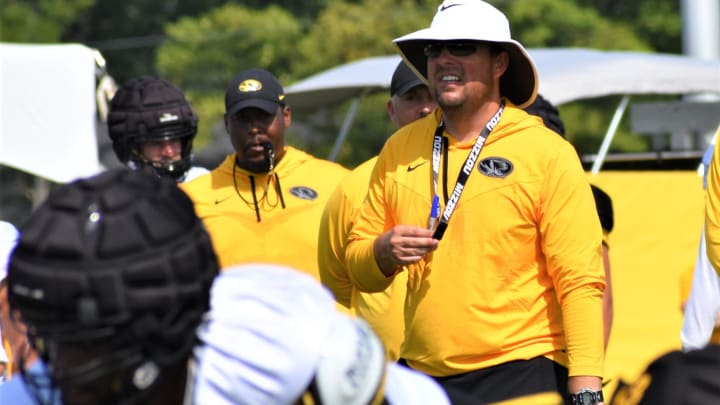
[328,92,367,162]
[591,95,631,174]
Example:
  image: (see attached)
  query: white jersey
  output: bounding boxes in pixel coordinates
[183,166,210,183]
[681,142,720,351]
[681,227,720,351]
[190,264,450,405]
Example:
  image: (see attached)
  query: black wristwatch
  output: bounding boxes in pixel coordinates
[569,388,604,405]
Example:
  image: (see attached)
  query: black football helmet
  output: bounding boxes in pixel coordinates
[107,77,198,182]
[8,168,218,404]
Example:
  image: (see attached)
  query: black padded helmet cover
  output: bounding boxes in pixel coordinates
[107,77,198,180]
[8,168,218,366]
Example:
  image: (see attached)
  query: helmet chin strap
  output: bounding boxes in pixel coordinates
[128,151,190,182]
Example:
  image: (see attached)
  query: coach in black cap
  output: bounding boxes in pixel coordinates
[386,60,437,129]
[180,68,348,278]
[225,68,287,118]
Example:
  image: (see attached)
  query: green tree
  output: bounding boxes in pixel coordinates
[293,0,436,78]
[573,0,682,53]
[62,0,228,82]
[92,0,682,167]
[226,0,333,26]
[156,4,303,150]
[499,0,661,157]
[287,0,438,166]
[0,0,93,42]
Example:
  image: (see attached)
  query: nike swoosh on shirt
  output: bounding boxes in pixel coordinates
[440,4,460,11]
[407,161,428,172]
[214,196,232,205]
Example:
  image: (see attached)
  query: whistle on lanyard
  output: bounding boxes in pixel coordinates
[262,142,275,173]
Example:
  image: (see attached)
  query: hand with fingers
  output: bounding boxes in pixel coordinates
[373,225,439,277]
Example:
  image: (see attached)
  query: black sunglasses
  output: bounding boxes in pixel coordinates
[423,42,481,58]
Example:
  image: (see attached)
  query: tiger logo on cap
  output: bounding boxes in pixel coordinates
[238,79,262,93]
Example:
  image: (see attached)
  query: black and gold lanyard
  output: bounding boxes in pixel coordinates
[430,102,505,240]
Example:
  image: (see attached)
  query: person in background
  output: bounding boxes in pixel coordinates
[318,60,437,359]
[680,229,720,349]
[704,127,720,274]
[681,139,720,350]
[0,221,19,383]
[107,76,209,182]
[181,68,348,278]
[592,185,615,349]
[1,169,218,404]
[194,263,451,405]
[346,1,605,404]
[609,345,720,404]
[0,223,54,403]
[524,93,615,349]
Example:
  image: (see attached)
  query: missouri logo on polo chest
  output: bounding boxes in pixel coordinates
[290,186,318,200]
[477,157,513,178]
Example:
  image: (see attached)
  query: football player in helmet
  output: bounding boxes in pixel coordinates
[107,76,208,182]
[5,169,218,404]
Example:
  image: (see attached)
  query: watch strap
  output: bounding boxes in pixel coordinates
[569,388,604,405]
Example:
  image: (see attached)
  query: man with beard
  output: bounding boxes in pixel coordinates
[345,1,605,404]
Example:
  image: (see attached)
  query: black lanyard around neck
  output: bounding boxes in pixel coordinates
[430,102,505,240]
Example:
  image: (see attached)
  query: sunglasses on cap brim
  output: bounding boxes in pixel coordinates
[423,41,486,58]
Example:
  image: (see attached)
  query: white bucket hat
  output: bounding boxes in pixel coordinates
[393,0,538,109]
[193,264,450,405]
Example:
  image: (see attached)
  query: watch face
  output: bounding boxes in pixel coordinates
[574,390,602,405]
[579,391,594,403]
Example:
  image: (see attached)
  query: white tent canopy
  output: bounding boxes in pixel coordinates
[286,48,720,109]
[0,42,103,183]
[285,48,720,166]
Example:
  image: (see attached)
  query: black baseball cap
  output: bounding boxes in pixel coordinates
[225,68,286,116]
[390,61,425,97]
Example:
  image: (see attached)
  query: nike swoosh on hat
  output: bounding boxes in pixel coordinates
[440,3,460,11]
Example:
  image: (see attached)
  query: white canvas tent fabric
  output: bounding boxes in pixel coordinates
[285,47,720,164]
[285,48,720,110]
[0,43,102,183]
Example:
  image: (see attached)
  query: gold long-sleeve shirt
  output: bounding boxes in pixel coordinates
[346,105,605,378]
[181,147,348,279]
[318,157,407,360]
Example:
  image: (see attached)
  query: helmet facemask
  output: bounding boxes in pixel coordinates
[128,132,195,182]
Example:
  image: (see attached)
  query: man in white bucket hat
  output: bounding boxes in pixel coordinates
[345,1,606,404]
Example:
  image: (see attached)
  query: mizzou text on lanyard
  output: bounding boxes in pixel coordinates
[430,103,505,240]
